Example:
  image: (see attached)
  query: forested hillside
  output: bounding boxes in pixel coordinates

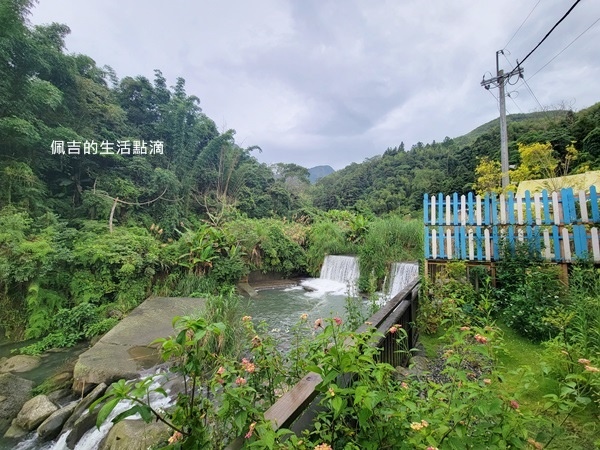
[2,0,600,346]
[312,104,600,214]
[0,1,318,342]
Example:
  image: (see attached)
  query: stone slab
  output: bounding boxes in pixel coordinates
[73,297,205,390]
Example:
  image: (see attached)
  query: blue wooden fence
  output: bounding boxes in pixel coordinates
[424,187,600,263]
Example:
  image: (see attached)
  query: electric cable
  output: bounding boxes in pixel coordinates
[516,0,582,68]
[486,89,512,116]
[507,92,525,114]
[529,16,600,80]
[504,0,542,50]
[522,78,545,111]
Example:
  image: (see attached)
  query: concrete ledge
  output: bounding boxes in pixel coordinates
[73,297,206,391]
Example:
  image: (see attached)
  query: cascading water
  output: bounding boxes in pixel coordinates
[300,255,359,295]
[387,262,419,298]
[319,255,360,284]
[12,371,174,450]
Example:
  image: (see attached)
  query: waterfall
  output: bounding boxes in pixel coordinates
[320,255,360,285]
[387,262,419,298]
[300,255,359,295]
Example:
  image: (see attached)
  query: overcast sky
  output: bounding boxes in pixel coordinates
[30,1,600,170]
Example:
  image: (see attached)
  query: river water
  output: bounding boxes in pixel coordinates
[3,257,418,449]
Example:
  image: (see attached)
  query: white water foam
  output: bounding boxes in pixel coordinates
[319,255,360,284]
[387,262,419,298]
[299,278,349,297]
[16,372,176,450]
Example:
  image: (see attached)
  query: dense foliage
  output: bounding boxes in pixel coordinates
[95,260,600,449]
[312,106,600,213]
[421,260,600,447]
[2,0,600,354]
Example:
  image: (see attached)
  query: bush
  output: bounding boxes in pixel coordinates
[305,219,355,275]
[502,264,564,341]
[20,302,116,355]
[94,318,535,449]
[358,217,422,291]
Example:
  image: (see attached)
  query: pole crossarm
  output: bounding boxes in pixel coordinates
[481,66,524,89]
[481,50,524,188]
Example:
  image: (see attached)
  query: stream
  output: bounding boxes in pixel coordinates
[1,257,418,449]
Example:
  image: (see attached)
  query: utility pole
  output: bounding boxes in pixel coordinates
[481,50,523,189]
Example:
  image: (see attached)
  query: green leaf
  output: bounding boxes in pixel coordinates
[138,404,153,423]
[331,396,343,418]
[96,398,120,429]
[112,405,143,423]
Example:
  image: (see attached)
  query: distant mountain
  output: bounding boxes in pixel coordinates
[309,165,335,183]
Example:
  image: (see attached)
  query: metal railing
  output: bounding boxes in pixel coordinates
[226,276,420,449]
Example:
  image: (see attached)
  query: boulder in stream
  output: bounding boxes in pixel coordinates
[61,382,107,432]
[0,354,41,373]
[15,394,58,431]
[0,373,34,435]
[3,419,27,439]
[37,401,77,442]
[99,419,170,450]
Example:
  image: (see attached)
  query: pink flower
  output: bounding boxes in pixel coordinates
[314,318,323,329]
[460,326,470,331]
[509,399,520,410]
[168,431,183,444]
[314,444,332,450]
[242,315,252,322]
[217,366,225,375]
[333,317,343,326]
[236,377,247,386]
[245,422,256,439]
[410,422,424,431]
[241,358,256,373]
[474,334,488,344]
[584,365,600,373]
[389,324,401,334]
[578,358,591,365]
[401,382,409,389]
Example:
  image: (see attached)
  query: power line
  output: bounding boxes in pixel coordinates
[522,78,544,111]
[507,92,524,114]
[504,0,542,49]
[529,16,600,80]
[517,0,582,68]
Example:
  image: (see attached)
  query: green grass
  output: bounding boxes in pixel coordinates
[497,323,599,449]
[419,322,600,449]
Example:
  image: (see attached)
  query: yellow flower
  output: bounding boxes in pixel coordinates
[410,422,423,431]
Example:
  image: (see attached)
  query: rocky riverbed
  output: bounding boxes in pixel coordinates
[0,296,206,450]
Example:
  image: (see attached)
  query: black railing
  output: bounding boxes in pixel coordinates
[226,276,420,449]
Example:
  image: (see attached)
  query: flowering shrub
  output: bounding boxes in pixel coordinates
[245,321,533,449]
[93,315,538,449]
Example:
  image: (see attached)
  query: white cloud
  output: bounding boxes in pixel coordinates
[30,0,600,170]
